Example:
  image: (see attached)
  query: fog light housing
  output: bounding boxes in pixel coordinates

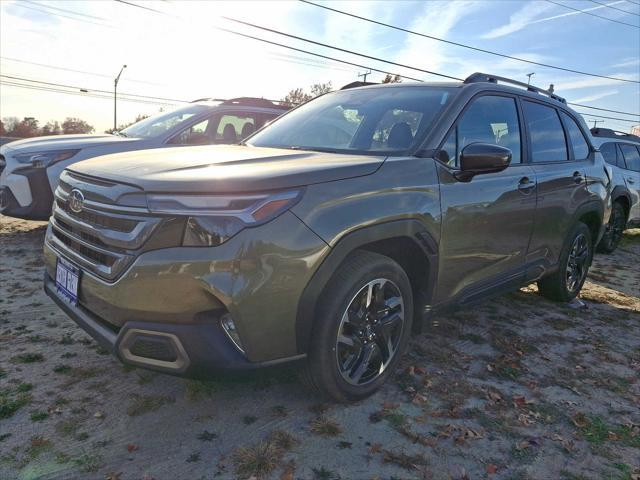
[220,313,244,353]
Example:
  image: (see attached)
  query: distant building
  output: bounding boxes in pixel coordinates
[632,125,640,136]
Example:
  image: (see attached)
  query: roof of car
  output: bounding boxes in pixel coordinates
[190,96,290,111]
[590,127,640,144]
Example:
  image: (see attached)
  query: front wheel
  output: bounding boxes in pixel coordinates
[538,222,593,302]
[301,250,413,402]
[597,202,626,254]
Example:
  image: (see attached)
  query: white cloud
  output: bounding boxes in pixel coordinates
[569,90,618,103]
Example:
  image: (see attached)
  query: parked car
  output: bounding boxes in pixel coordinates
[590,128,640,252]
[44,73,609,402]
[0,98,289,220]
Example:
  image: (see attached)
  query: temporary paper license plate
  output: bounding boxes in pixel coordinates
[56,257,80,305]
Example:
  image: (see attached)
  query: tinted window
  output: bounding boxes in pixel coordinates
[249,86,457,155]
[170,118,211,145]
[560,112,589,160]
[599,143,619,166]
[441,95,521,167]
[522,101,568,162]
[619,144,640,172]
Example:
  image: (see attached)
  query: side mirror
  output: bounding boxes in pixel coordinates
[456,143,512,181]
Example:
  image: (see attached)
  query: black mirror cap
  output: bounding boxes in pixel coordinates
[457,143,512,180]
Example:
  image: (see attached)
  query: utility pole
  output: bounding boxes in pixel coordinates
[358,69,371,82]
[526,72,535,85]
[114,64,127,131]
[592,119,604,129]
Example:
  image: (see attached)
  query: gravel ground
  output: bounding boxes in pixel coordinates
[1,215,639,480]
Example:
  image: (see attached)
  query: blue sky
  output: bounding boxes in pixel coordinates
[1,0,638,133]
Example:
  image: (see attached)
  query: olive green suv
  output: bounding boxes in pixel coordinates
[44,73,609,401]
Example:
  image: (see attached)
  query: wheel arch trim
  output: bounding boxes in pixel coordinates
[295,219,438,354]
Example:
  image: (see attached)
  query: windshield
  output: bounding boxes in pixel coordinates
[121,104,212,138]
[248,86,457,155]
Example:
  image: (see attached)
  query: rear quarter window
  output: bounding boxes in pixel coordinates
[560,112,590,160]
[522,101,568,162]
[619,144,640,172]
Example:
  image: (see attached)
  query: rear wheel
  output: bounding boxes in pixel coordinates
[597,202,626,254]
[538,222,593,302]
[301,250,413,402]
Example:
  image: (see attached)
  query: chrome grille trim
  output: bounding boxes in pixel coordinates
[48,186,162,282]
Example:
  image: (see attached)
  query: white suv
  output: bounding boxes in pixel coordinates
[0,98,288,220]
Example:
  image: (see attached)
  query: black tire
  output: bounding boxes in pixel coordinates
[597,201,626,254]
[301,250,413,402]
[538,222,593,302]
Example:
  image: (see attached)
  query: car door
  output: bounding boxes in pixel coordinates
[523,102,592,269]
[434,94,537,304]
[618,143,640,222]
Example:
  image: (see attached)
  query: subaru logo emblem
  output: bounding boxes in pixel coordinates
[69,189,84,213]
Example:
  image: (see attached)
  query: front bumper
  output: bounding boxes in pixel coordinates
[0,167,53,220]
[44,210,329,373]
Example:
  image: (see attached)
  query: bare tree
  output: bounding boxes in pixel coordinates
[61,117,94,134]
[282,82,333,106]
[382,74,402,84]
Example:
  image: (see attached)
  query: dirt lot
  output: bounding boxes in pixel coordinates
[1,215,639,480]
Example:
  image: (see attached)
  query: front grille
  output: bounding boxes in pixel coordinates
[57,199,136,232]
[47,181,163,281]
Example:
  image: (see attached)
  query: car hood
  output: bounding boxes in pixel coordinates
[1,134,139,153]
[68,145,385,193]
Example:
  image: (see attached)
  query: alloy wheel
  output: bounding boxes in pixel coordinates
[566,233,589,293]
[335,278,404,386]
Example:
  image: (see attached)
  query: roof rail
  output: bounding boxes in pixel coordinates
[340,81,379,90]
[464,72,566,104]
[590,127,640,142]
[222,97,291,109]
[190,96,291,109]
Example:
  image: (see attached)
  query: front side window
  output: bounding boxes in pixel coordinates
[619,144,640,172]
[169,118,212,145]
[560,112,590,160]
[599,142,619,166]
[441,95,521,167]
[522,101,568,162]
[248,86,457,155]
[121,104,209,139]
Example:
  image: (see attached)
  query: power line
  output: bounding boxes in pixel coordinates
[113,0,640,117]
[0,57,162,86]
[545,0,640,27]
[0,74,188,103]
[573,110,638,123]
[300,0,639,84]
[222,16,463,81]
[625,0,640,6]
[12,2,114,28]
[586,0,640,17]
[567,102,639,117]
[1,81,175,106]
[24,0,108,21]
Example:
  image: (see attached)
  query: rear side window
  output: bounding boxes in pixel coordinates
[441,95,521,167]
[522,101,568,162]
[599,143,620,166]
[560,112,590,160]
[619,144,640,172]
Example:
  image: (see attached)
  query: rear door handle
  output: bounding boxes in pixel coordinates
[573,171,584,184]
[628,177,636,184]
[518,176,536,192]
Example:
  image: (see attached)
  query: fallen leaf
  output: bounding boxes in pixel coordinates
[105,473,121,480]
[486,464,498,474]
[126,443,139,453]
[94,411,104,419]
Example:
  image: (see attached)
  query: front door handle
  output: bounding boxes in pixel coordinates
[573,171,584,184]
[518,176,536,192]
[628,177,636,184]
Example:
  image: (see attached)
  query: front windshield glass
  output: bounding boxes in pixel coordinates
[248,86,457,155]
[121,104,211,138]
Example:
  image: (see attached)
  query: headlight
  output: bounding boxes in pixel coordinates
[147,190,302,247]
[14,149,80,168]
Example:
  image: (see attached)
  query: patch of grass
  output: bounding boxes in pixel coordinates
[10,352,44,363]
[30,411,49,422]
[460,333,486,344]
[26,436,53,460]
[53,364,72,374]
[0,433,12,442]
[267,430,297,451]
[312,466,341,480]
[16,383,32,393]
[197,430,217,442]
[309,416,342,437]
[232,430,297,479]
[0,368,6,379]
[380,448,429,471]
[0,389,32,419]
[184,379,220,400]
[186,452,201,463]
[60,352,77,359]
[271,405,287,417]
[577,415,610,445]
[127,394,174,416]
[72,452,103,473]
[56,418,83,437]
[242,415,258,425]
[59,334,75,345]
